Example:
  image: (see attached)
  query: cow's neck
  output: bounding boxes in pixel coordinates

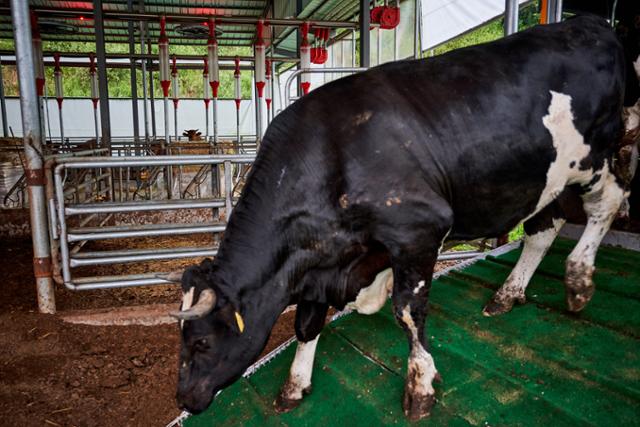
[212,189,293,326]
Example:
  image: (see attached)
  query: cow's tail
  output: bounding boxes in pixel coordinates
[613,103,640,219]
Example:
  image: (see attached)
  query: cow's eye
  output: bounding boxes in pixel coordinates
[193,338,209,352]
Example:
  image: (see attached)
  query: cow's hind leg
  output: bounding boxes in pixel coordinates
[483,202,566,316]
[274,300,328,412]
[565,165,626,312]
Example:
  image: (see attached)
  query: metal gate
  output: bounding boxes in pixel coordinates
[51,154,254,291]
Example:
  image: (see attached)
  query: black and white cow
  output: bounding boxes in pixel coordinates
[169,15,640,421]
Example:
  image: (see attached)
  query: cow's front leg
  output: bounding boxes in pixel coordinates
[484,201,566,316]
[275,300,328,412]
[566,166,626,312]
[392,258,440,421]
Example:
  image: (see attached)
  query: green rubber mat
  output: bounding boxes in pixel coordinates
[183,238,640,426]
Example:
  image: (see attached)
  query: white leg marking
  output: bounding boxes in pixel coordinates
[401,305,438,396]
[348,268,393,315]
[484,218,564,315]
[566,163,626,311]
[413,280,426,295]
[281,336,320,400]
[179,287,195,329]
[535,91,592,214]
[633,55,640,80]
[570,164,626,267]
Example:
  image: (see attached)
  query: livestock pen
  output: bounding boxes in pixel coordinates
[1,0,639,426]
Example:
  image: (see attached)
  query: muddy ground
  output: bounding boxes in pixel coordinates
[0,237,457,427]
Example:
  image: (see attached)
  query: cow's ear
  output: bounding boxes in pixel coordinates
[217,304,245,334]
[180,266,210,293]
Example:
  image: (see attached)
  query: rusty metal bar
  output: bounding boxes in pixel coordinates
[11,0,55,313]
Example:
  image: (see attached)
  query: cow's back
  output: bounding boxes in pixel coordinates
[257,16,625,241]
[242,15,625,255]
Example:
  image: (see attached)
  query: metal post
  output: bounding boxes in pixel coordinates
[504,0,519,36]
[236,108,241,150]
[139,16,149,140]
[414,0,421,59]
[148,40,157,139]
[359,0,370,68]
[58,105,64,145]
[11,0,55,313]
[545,0,555,24]
[352,29,356,67]
[213,98,218,145]
[554,0,563,23]
[0,58,8,137]
[175,106,179,141]
[94,0,111,149]
[93,107,100,143]
[128,0,140,143]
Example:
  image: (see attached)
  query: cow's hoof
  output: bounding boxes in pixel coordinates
[402,390,436,421]
[565,261,595,312]
[482,295,525,317]
[273,395,301,413]
[273,385,311,413]
[565,283,595,312]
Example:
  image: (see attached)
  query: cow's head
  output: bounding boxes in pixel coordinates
[182,129,202,141]
[168,259,270,414]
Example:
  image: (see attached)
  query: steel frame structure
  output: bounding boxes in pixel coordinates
[5,0,534,313]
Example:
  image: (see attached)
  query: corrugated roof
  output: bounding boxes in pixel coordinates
[0,0,361,49]
[0,0,269,47]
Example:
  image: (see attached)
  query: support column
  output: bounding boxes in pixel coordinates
[359,0,370,68]
[128,0,140,143]
[139,0,149,141]
[553,0,563,23]
[504,0,519,36]
[94,0,111,148]
[148,39,157,140]
[414,0,421,59]
[545,0,556,24]
[0,58,8,137]
[11,0,55,313]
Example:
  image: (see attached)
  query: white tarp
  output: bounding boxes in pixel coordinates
[420,0,532,50]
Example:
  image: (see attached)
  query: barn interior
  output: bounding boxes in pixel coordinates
[0,0,638,426]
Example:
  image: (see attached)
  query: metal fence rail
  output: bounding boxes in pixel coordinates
[52,154,255,291]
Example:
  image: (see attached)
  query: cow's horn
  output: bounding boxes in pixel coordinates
[158,270,185,283]
[170,289,217,320]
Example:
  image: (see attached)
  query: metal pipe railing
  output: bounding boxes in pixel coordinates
[284,67,367,106]
[53,154,254,291]
[66,222,226,242]
[70,246,218,267]
[65,197,226,215]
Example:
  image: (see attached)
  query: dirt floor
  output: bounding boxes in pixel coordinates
[0,237,458,427]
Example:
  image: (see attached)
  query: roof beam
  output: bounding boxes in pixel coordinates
[0,6,359,28]
[0,50,299,63]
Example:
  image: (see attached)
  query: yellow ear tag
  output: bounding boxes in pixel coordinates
[235,311,245,333]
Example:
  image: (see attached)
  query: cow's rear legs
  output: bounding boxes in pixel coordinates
[483,203,566,316]
[274,300,328,413]
[565,167,626,312]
